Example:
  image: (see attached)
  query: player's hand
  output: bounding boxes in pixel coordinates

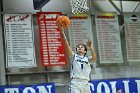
[87,38,92,49]
[57,23,64,32]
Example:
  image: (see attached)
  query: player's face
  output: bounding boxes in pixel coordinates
[76,44,86,54]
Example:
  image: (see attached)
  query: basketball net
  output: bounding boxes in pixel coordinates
[70,0,89,14]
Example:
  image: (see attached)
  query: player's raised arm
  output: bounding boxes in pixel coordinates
[58,24,73,58]
[87,38,97,64]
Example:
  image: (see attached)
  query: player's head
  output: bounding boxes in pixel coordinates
[116,88,122,93]
[76,44,87,56]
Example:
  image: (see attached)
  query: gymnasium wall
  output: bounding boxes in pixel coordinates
[1,0,140,93]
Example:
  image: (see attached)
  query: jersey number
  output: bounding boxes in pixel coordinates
[81,63,83,70]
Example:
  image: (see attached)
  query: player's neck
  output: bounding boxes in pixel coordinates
[77,52,85,56]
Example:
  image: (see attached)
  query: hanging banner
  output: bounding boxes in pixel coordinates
[37,12,67,66]
[95,13,123,64]
[90,77,140,93]
[0,83,55,93]
[124,13,140,63]
[0,78,139,93]
[4,14,36,68]
[68,14,93,52]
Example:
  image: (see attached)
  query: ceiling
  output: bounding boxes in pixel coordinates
[2,0,140,14]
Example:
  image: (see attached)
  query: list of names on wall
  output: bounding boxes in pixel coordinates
[4,14,36,68]
[124,13,140,62]
[95,13,123,64]
[68,15,93,51]
[37,12,66,66]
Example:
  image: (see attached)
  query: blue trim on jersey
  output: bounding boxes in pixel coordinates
[71,54,75,70]
[70,53,75,79]
[69,82,70,93]
[71,53,75,63]
[69,81,72,93]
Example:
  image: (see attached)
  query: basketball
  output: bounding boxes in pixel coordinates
[56,15,70,29]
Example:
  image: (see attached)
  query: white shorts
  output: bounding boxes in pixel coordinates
[69,79,91,93]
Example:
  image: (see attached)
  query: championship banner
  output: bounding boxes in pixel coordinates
[37,12,67,66]
[68,14,93,52]
[4,14,37,68]
[90,78,140,93]
[0,83,55,93]
[95,13,123,64]
[124,13,140,63]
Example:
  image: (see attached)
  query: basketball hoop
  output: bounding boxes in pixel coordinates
[70,0,89,14]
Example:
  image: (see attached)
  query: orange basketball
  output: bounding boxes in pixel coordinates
[56,15,70,29]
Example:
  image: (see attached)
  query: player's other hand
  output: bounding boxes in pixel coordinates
[87,38,92,49]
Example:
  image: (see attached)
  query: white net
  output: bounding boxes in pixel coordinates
[70,0,89,14]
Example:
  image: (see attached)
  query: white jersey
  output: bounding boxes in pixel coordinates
[70,52,91,81]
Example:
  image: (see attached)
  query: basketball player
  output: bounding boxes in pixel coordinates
[58,24,96,93]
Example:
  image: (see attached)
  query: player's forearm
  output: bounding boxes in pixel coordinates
[61,31,72,57]
[61,31,70,48]
[89,47,96,62]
